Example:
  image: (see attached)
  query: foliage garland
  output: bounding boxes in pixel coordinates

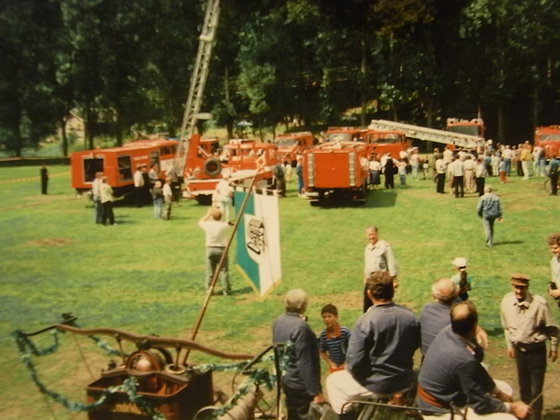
[11,327,294,420]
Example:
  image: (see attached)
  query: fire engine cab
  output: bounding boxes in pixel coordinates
[70,137,179,195]
[535,126,560,158]
[363,129,410,159]
[274,131,314,166]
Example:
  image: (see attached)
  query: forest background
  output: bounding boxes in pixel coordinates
[1,0,560,158]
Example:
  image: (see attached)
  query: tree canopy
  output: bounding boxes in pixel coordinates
[1,0,559,155]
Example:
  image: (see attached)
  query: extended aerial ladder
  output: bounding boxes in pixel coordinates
[174,0,220,174]
[368,119,484,150]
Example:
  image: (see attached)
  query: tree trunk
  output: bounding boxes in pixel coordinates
[60,115,68,157]
[497,101,505,144]
[360,35,367,127]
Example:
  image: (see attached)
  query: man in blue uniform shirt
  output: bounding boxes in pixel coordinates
[418,301,530,420]
[326,271,419,419]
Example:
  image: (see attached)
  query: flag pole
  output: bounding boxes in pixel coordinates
[182,171,261,365]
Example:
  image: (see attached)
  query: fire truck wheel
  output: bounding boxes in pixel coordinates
[203,158,222,177]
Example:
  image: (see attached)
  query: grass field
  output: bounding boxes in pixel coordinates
[1,165,559,419]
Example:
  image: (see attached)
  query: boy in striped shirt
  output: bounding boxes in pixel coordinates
[319,304,350,372]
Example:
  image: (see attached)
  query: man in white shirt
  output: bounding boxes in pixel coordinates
[162,177,173,220]
[450,155,465,198]
[435,154,447,194]
[133,165,145,207]
[198,208,232,295]
[363,226,398,312]
[91,171,104,224]
[213,177,234,222]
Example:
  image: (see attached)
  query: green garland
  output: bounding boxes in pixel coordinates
[189,342,294,418]
[12,327,295,420]
[12,329,164,420]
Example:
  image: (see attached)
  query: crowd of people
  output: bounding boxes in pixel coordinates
[361,141,560,198]
[272,229,560,420]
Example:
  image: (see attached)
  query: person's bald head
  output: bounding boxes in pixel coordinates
[432,278,459,305]
[450,301,478,337]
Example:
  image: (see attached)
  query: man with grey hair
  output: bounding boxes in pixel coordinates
[419,278,460,356]
[272,289,324,419]
[363,225,398,312]
[477,185,502,247]
[420,278,488,356]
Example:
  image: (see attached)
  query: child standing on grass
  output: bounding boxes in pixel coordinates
[318,304,350,373]
[451,257,472,300]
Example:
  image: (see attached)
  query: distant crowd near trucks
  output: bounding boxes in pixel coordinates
[70,118,560,205]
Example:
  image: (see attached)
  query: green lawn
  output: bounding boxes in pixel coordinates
[1,165,559,419]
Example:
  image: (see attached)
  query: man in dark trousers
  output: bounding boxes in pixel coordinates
[549,154,559,195]
[40,165,49,194]
[500,274,559,420]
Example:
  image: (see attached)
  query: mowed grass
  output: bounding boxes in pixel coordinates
[1,165,559,419]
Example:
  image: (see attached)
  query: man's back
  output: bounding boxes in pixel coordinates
[346,302,419,394]
[272,312,321,395]
[418,325,504,414]
[477,192,501,219]
[419,301,451,355]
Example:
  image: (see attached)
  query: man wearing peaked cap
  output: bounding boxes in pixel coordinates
[510,273,530,287]
[500,273,559,420]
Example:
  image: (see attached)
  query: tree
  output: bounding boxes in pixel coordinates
[0,0,65,156]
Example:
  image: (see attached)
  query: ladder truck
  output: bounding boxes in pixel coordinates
[368,119,484,150]
[174,0,220,175]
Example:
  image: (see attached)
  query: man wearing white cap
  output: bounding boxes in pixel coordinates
[451,257,472,300]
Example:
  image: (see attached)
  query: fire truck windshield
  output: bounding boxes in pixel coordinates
[375,134,401,143]
[326,133,353,142]
[276,138,297,146]
[447,125,481,137]
[538,134,560,142]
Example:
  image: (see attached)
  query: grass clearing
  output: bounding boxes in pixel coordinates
[1,165,559,419]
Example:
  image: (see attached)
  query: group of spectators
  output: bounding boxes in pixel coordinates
[272,228,560,420]
[430,142,560,197]
[134,165,177,220]
[363,140,559,199]
[365,148,421,190]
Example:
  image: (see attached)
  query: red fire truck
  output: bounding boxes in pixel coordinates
[183,135,280,204]
[70,137,179,195]
[362,129,410,159]
[303,141,369,205]
[446,118,485,139]
[535,125,560,158]
[274,131,315,166]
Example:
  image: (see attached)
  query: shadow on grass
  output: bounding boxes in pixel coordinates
[231,286,253,295]
[364,189,398,208]
[494,240,524,246]
[305,188,399,208]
